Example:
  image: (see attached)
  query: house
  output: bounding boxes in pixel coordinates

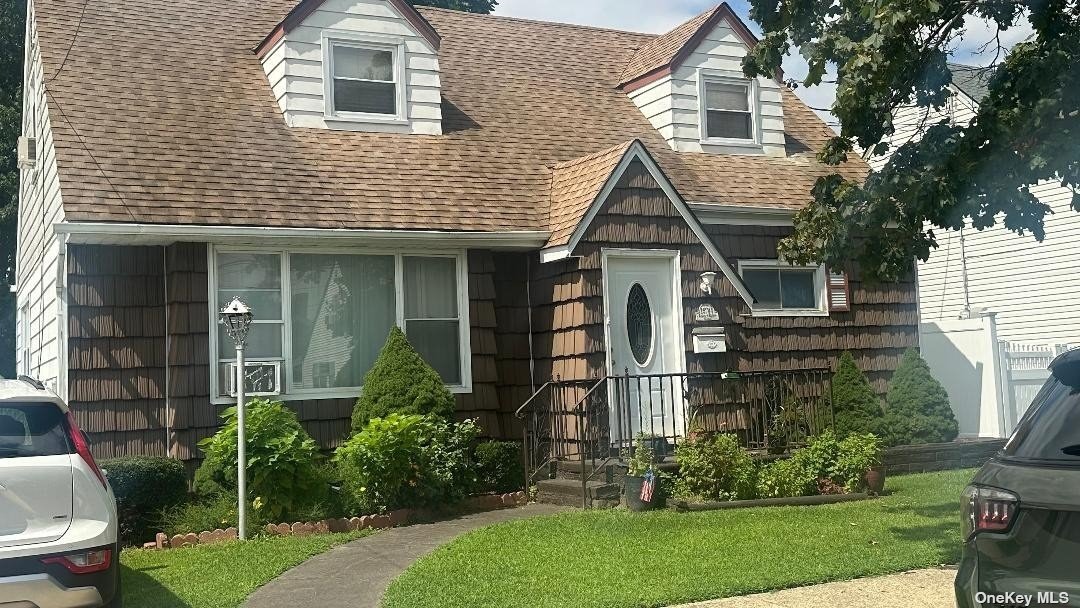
[870,63,1078,438]
[13,0,919,467]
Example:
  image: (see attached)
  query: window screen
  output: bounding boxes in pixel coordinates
[705,80,753,140]
[403,257,461,384]
[332,45,396,115]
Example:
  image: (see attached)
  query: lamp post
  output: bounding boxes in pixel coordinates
[220,297,253,540]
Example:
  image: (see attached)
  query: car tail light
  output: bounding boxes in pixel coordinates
[963,485,1019,539]
[42,547,113,574]
[65,411,107,488]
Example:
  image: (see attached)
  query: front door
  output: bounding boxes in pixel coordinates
[604,251,686,445]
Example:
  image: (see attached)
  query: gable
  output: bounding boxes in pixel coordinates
[542,142,756,307]
[257,0,443,134]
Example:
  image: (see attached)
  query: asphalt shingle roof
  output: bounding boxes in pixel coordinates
[34,0,866,234]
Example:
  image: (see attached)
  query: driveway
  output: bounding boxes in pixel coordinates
[669,568,956,608]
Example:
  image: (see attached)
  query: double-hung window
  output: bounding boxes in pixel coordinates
[702,76,755,142]
[739,260,827,316]
[326,36,403,119]
[211,249,469,402]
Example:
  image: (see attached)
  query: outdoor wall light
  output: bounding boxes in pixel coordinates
[699,272,717,295]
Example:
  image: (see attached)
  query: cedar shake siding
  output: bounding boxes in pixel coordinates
[68,245,169,459]
[528,159,918,395]
[704,225,919,394]
[67,244,528,463]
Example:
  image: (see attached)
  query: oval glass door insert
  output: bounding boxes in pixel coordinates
[626,283,653,366]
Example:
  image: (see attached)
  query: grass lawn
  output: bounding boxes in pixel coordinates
[121,530,371,608]
[382,469,973,608]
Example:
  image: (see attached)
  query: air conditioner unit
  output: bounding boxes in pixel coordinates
[17,136,37,169]
[226,361,281,397]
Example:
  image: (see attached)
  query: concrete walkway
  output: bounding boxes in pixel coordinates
[244,504,565,608]
[669,568,956,608]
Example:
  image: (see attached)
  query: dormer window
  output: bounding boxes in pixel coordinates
[323,34,407,122]
[699,72,759,145]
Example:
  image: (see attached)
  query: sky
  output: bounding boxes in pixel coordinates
[493,0,1034,128]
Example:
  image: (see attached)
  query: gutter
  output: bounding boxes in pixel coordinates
[54,222,552,249]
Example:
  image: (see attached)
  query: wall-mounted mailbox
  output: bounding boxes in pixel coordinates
[692,327,727,354]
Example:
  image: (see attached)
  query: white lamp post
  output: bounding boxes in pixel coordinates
[220,297,253,540]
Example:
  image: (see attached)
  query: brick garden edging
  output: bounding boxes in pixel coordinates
[884,438,1006,475]
[144,491,528,550]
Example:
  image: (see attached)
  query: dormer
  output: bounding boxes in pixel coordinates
[256,0,443,135]
[619,3,785,157]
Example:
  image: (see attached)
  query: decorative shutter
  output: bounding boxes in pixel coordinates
[827,270,850,312]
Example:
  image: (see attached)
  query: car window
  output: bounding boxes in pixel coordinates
[1005,378,1080,463]
[0,404,71,459]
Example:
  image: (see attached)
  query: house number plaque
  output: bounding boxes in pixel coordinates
[694,303,720,322]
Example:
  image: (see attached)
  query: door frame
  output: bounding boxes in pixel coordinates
[600,248,687,379]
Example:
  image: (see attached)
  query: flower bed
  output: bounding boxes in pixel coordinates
[145,491,528,550]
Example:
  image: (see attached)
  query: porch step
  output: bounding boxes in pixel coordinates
[535,478,622,509]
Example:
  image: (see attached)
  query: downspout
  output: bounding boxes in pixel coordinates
[163,248,171,457]
[55,235,67,401]
[525,254,536,393]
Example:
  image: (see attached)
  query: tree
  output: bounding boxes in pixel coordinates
[743,0,1079,281]
[0,0,25,378]
[831,351,884,438]
[879,348,959,446]
[410,0,496,13]
[351,326,455,432]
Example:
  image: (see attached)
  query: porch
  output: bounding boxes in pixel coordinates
[517,369,836,508]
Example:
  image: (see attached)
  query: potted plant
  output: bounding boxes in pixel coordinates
[622,435,662,512]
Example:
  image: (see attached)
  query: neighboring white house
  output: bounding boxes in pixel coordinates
[872,64,1080,345]
[872,64,1078,438]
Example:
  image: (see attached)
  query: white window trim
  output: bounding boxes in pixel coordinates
[322,31,408,125]
[698,69,762,148]
[738,259,828,317]
[208,245,472,405]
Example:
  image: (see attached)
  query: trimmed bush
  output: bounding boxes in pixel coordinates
[831,351,884,438]
[351,326,455,432]
[335,414,480,513]
[879,348,960,446]
[674,433,757,502]
[194,399,325,521]
[474,441,525,494]
[102,456,188,546]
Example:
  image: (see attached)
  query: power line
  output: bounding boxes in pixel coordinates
[47,0,91,83]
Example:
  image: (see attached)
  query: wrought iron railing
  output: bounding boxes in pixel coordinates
[516,369,835,506]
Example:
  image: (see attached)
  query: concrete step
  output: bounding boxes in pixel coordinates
[535,478,622,509]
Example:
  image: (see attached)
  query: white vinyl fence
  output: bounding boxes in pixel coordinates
[919,314,1072,439]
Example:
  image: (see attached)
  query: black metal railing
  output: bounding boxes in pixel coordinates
[516,369,835,506]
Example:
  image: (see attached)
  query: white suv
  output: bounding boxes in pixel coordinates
[0,377,120,608]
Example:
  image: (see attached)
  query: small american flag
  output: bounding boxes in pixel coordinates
[640,470,656,503]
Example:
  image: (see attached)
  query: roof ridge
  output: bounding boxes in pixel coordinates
[416,6,657,39]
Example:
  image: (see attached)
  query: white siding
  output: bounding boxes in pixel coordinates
[15,0,66,395]
[261,0,442,134]
[627,18,785,157]
[880,90,1080,344]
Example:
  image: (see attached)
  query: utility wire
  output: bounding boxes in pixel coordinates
[47,0,91,83]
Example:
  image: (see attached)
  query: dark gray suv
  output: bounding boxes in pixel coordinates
[956,348,1080,607]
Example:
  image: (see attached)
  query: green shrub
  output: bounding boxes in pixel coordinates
[194,399,325,522]
[831,351,884,438]
[674,433,757,502]
[161,493,264,538]
[756,456,816,498]
[474,441,524,494]
[335,414,480,513]
[102,456,188,546]
[351,327,455,432]
[879,349,960,446]
[835,433,883,492]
